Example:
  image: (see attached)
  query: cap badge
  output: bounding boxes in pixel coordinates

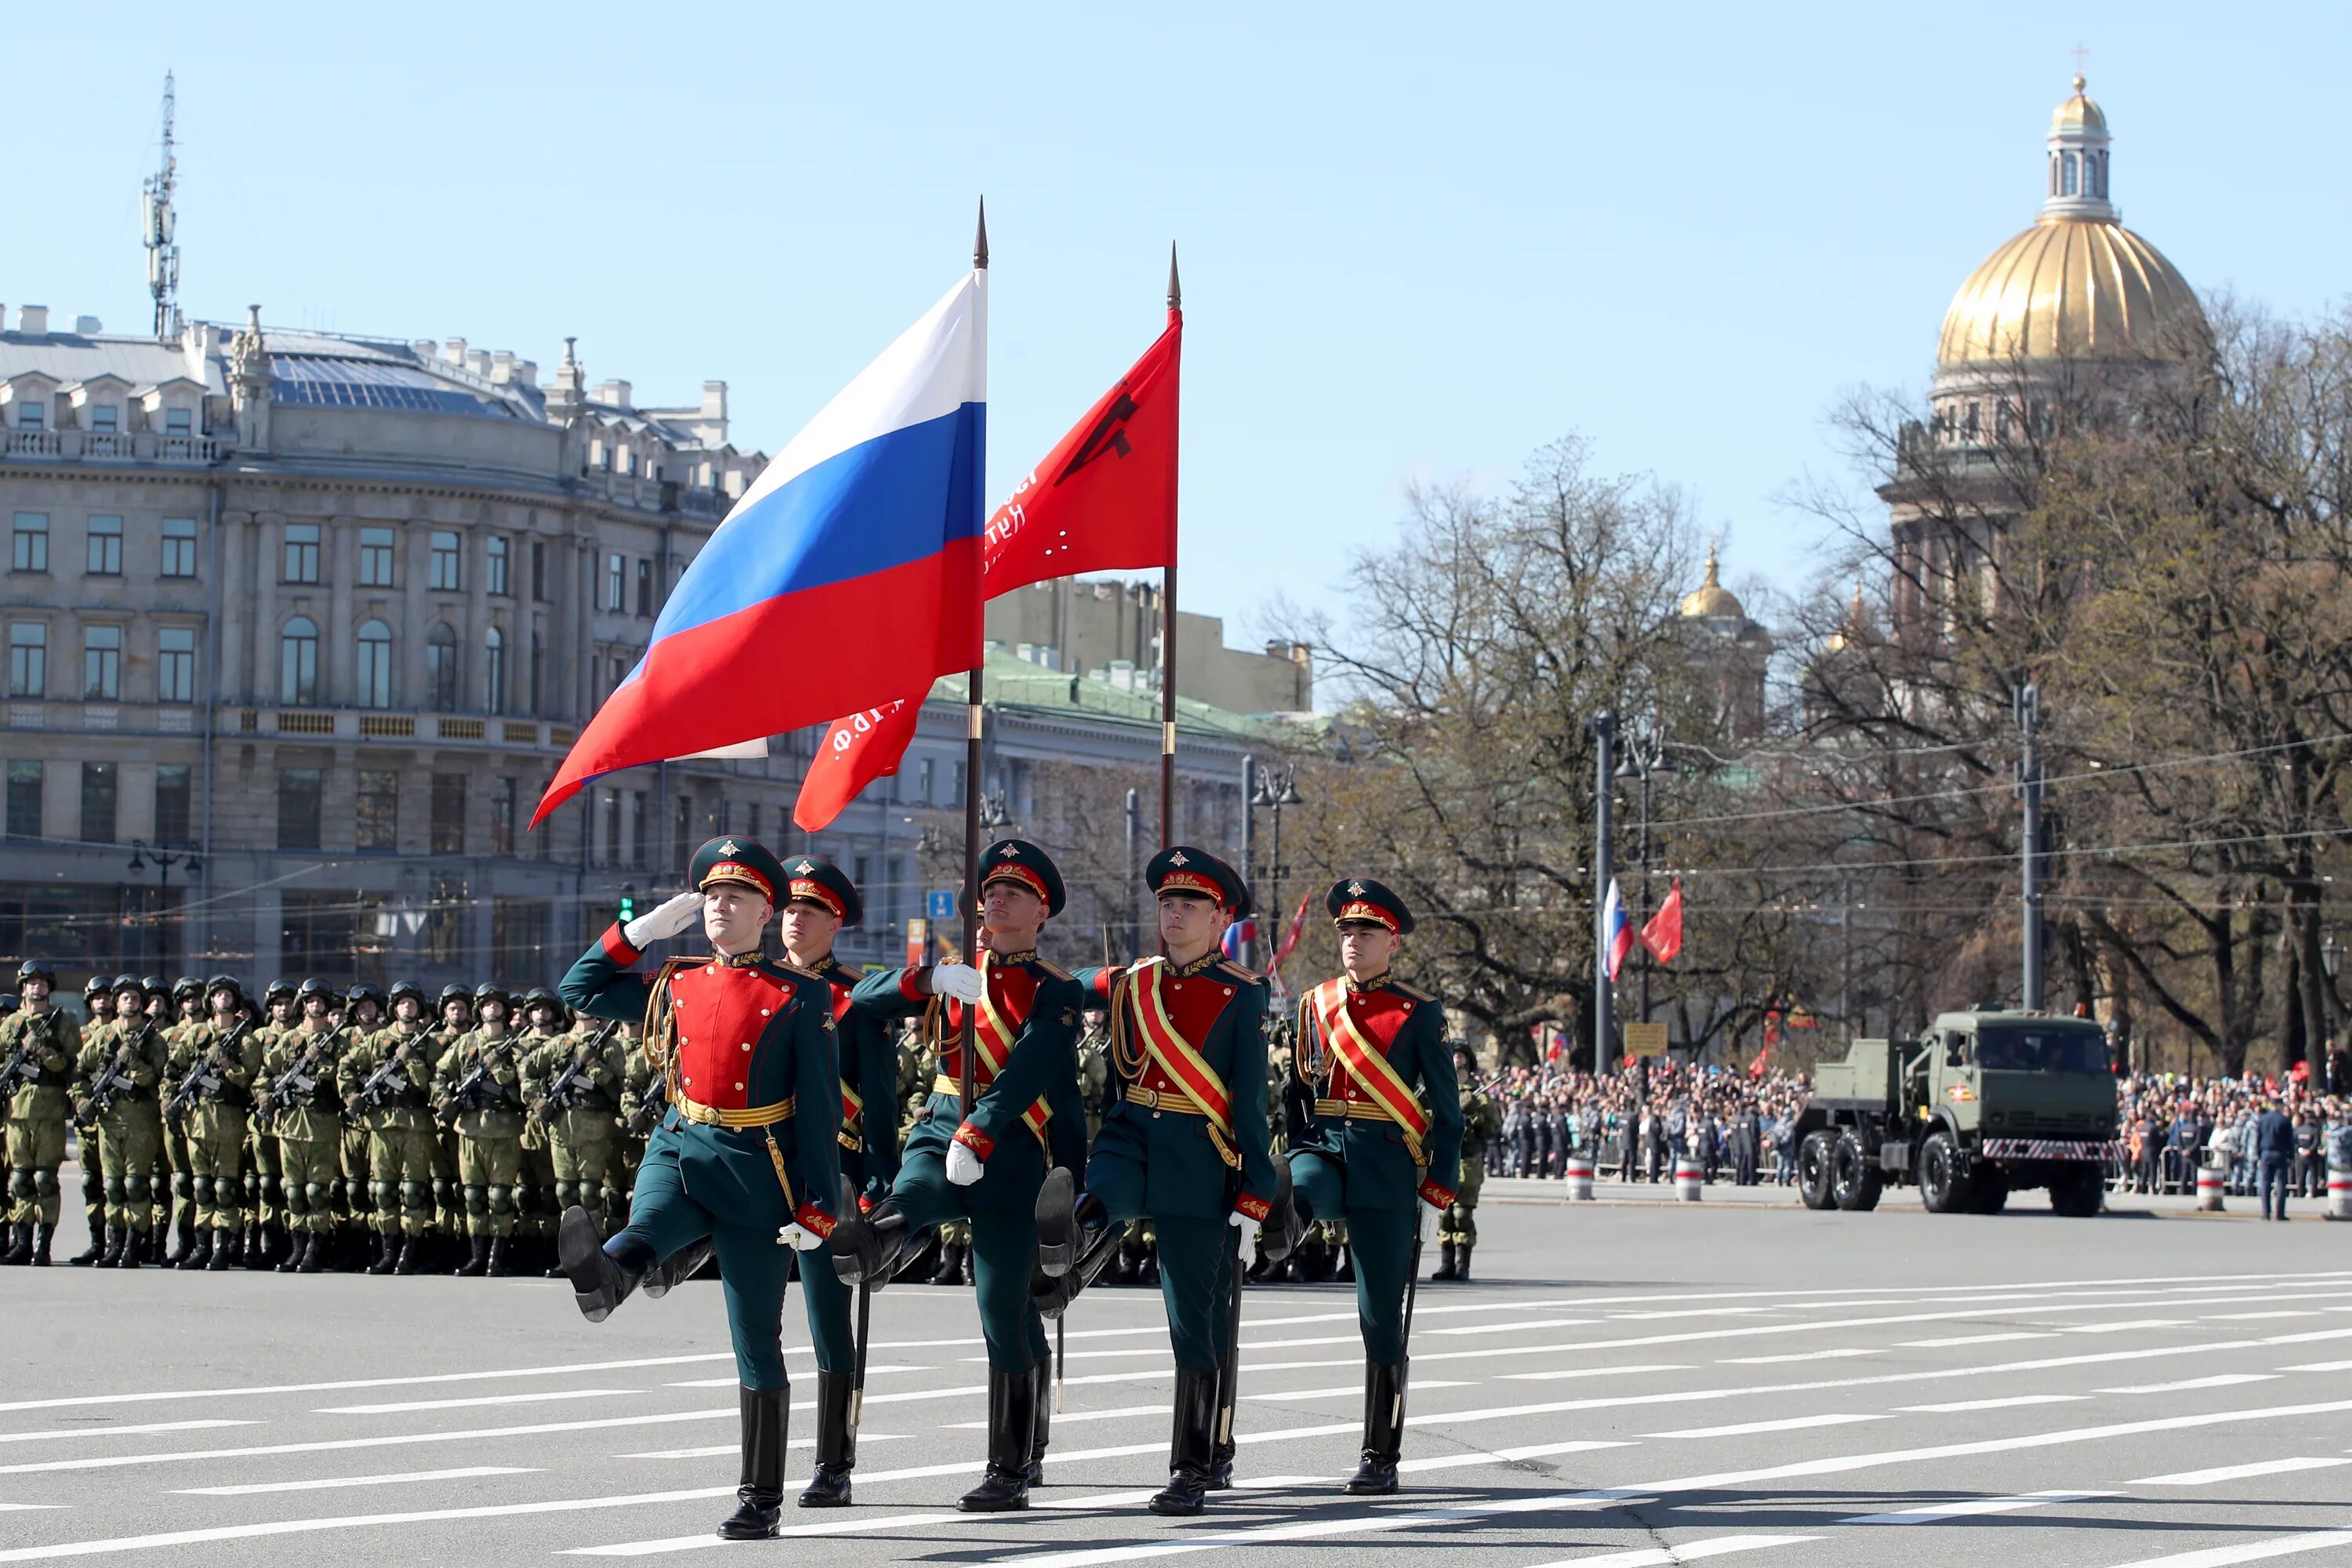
[1168,851,1189,866]
[999,844,1022,859]
[795,860,815,874]
[718,839,740,856]
[1348,881,1365,896]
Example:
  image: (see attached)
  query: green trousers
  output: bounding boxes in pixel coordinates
[1291,1151,1416,1363]
[622,1131,797,1390]
[457,1135,523,1237]
[187,1104,250,1231]
[5,1116,67,1225]
[96,1102,164,1232]
[892,1145,1052,1372]
[280,1135,343,1234]
[1087,1149,1234,1373]
[367,1120,441,1236]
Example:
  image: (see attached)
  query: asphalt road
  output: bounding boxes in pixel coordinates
[3,1181,2349,1566]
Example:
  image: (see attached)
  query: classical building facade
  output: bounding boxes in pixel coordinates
[1,308,1276,990]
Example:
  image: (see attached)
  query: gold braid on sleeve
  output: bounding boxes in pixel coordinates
[641,958,691,1104]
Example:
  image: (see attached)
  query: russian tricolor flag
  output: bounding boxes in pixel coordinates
[535,270,987,827]
[1602,877,1635,982]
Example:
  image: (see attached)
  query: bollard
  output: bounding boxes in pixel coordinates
[2328,1163,2352,1222]
[1566,1154,1595,1202]
[1674,1155,1703,1202]
[2195,1156,2226,1213]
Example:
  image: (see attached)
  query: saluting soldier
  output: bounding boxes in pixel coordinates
[339,981,441,1275]
[177,977,263,1270]
[521,993,626,1277]
[1035,847,1288,1515]
[556,836,841,1543]
[260,979,351,1273]
[433,984,529,1278]
[828,839,1087,1513]
[1436,1044,1500,1282]
[0,961,82,1267]
[1284,880,1463,1494]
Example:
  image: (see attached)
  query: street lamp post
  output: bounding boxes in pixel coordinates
[2323,934,2343,1091]
[1613,728,1670,1027]
[1250,761,1304,967]
[126,838,199,971]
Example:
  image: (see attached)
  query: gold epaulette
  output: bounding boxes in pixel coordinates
[1029,958,1073,982]
[1388,979,1436,1003]
[1212,959,1264,985]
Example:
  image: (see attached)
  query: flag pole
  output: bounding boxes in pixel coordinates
[1157,243,1181,849]
[960,200,988,1113]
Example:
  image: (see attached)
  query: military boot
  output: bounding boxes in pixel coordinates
[1033,1168,1080,1275]
[1432,1240,1457,1281]
[0,1221,30,1265]
[1208,1350,1239,1489]
[1454,1243,1473,1281]
[165,1211,197,1268]
[717,1387,786,1540]
[1148,1368,1219,1516]
[644,1238,713,1298]
[456,1236,491,1277]
[207,1228,238,1270]
[1027,1370,1051,1486]
[30,1221,54,1265]
[797,1370,855,1508]
[296,1230,327,1273]
[485,1236,517,1278]
[1344,1363,1406,1495]
[1331,1244,1354,1284]
[177,1228,212,1271]
[930,1239,967,1285]
[394,1235,423,1276]
[828,1199,913,1289]
[956,1368,1035,1512]
[66,1223,103,1266]
[118,1229,146,1269]
[367,1230,400,1276]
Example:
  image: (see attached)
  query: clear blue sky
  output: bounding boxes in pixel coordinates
[9,2,2347,641]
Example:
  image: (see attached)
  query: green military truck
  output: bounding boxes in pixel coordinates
[1793,1008,2118,1217]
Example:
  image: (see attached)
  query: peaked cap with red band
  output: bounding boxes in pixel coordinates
[690,835,787,905]
[1148,844,1250,917]
[1325,875,1415,935]
[778,852,863,928]
[975,838,1066,918]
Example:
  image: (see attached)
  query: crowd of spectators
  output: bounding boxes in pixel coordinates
[1482,1057,2352,1205]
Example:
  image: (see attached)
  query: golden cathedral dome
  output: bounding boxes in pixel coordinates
[1935,74,2206,370]
[1679,547,1744,620]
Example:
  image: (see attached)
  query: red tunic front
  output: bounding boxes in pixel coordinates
[1319,985,1421,1107]
[666,960,800,1110]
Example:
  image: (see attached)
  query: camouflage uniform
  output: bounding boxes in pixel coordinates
[76,980,170,1265]
[522,1010,628,1245]
[0,967,82,1266]
[1435,1060,1500,1281]
[512,991,570,1269]
[432,987,528,1276]
[258,985,352,1272]
[158,978,206,1260]
[176,984,264,1267]
[338,984,443,1273]
[245,983,300,1266]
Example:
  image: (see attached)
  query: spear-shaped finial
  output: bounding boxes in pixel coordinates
[1167,242,1181,312]
[974,198,989,270]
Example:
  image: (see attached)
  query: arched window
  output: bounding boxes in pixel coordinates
[425,622,458,713]
[280,616,318,705]
[2094,151,2108,198]
[356,619,393,709]
[2060,151,2078,196]
[483,625,506,716]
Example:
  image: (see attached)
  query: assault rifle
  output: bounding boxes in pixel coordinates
[437,1041,516,1122]
[165,1018,252,1117]
[86,1044,142,1117]
[626,1071,670,1136]
[540,1021,620,1118]
[0,1012,51,1098]
[354,1033,427,1110]
[258,1023,346,1115]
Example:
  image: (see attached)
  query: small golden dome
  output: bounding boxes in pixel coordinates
[2051,74,2107,133]
[1679,548,1744,620]
[1936,218,2202,368]
[1824,580,1872,652]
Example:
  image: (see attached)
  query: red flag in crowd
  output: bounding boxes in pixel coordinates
[1748,1042,1771,1080]
[1268,890,1312,975]
[793,317,1185,832]
[1640,878,1684,963]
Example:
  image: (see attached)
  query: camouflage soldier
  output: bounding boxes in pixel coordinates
[244,980,301,1269]
[339,981,441,1275]
[434,983,528,1277]
[430,985,474,1253]
[259,979,351,1272]
[63,977,113,1265]
[514,988,572,1273]
[616,1020,661,1202]
[175,977,263,1270]
[1433,1044,1500,1282]
[0,960,82,1266]
[137,978,176,1249]
[339,985,389,1266]
[522,998,626,1271]
[77,975,170,1267]
[158,976,206,1263]
[1076,1011,1110,1143]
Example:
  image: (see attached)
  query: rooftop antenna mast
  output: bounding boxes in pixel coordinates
[143,71,181,339]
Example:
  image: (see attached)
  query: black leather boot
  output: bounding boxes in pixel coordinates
[456,1235,491,1277]
[30,1221,53,1265]
[1208,1349,1239,1490]
[644,1237,713,1299]
[67,1222,103,1266]
[123,1228,150,1269]
[207,1228,237,1270]
[94,1223,122,1269]
[828,1199,912,1289]
[1033,1208,1127,1319]
[1454,1243,1473,1281]
[558,1207,651,1322]
[367,1230,400,1276]
[296,1229,327,1273]
[956,1368,1036,1512]
[930,1240,967,1285]
[165,1212,196,1267]
[717,1386,786,1539]
[1258,1162,1303,1265]
[485,1236,516,1278]
[1345,1363,1406,1494]
[797,1370,855,1507]
[1150,1368,1221,1515]
[176,1227,211,1271]
[1432,1240,1457,1281]
[1026,1370,1051,1486]
[394,1235,422,1276]
[1033,1167,1080,1275]
[0,1221,29,1265]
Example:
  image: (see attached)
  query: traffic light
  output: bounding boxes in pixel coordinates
[618,887,637,925]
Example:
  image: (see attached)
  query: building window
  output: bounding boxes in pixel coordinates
[13,514,49,573]
[483,626,506,715]
[426,874,465,964]
[160,517,197,578]
[605,553,626,612]
[87,405,118,434]
[356,619,393,708]
[156,626,196,703]
[163,408,194,436]
[2061,151,2078,196]
[357,769,399,851]
[358,526,397,586]
[488,776,515,855]
[5,760,40,840]
[15,402,43,431]
[279,888,356,980]
[745,802,760,844]
[429,529,462,591]
[636,558,653,618]
[433,772,468,854]
[85,516,122,575]
[485,535,510,597]
[673,795,691,877]
[630,790,648,869]
[491,899,548,987]
[528,631,543,715]
[532,540,548,601]
[599,789,620,866]
[80,761,117,844]
[280,617,319,704]
[425,622,458,712]
[154,764,191,846]
[283,522,320,584]
[7,622,45,697]
[278,768,323,850]
[82,625,122,700]
[951,761,967,807]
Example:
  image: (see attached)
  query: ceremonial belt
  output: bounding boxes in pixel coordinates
[1116,959,1240,1170]
[839,1081,863,1151]
[1310,978,1431,1167]
[1315,1097,1406,1122]
[675,1092,796,1128]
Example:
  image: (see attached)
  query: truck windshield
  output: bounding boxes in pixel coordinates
[1973,1026,2108,1074]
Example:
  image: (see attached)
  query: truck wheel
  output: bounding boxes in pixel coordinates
[2049,1165,2102,1218]
[1831,1133,1882,1212]
[1968,1167,2009,1214]
[1919,1131,1975,1214]
[1797,1132,1835,1210]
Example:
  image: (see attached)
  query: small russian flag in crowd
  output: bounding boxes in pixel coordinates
[1602,877,1635,981]
[535,269,988,826]
[1221,916,1257,961]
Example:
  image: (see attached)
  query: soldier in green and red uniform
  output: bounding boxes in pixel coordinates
[828,838,1087,1513]
[557,836,840,1543]
[1284,878,1463,1495]
[1034,846,1292,1515]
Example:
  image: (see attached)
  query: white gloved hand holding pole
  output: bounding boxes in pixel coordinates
[776,1223,825,1251]
[1230,1206,1258,1270]
[929,963,986,1004]
[946,1140,985,1186]
[625,891,703,948]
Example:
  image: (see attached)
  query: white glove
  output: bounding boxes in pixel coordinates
[776,1223,826,1251]
[1230,1207,1258,1270]
[930,963,985,1004]
[626,891,703,948]
[946,1139,984,1185]
[1418,1197,1443,1240]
